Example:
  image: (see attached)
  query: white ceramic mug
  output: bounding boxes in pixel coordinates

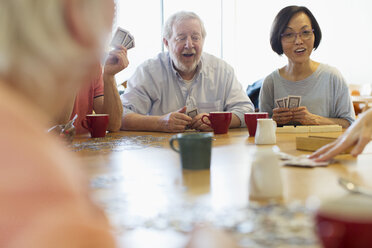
[249,148,283,199]
[255,118,277,145]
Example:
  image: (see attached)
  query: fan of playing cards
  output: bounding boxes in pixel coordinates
[110,27,135,50]
[276,95,301,108]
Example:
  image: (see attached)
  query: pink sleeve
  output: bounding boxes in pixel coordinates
[93,68,104,98]
[71,66,104,134]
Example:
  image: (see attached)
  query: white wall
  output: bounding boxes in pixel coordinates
[113,0,162,85]
[114,0,372,94]
[227,0,372,92]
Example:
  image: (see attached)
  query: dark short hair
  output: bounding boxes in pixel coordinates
[270,6,322,55]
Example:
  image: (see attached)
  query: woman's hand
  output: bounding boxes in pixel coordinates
[310,109,372,161]
[272,107,293,125]
[291,106,319,125]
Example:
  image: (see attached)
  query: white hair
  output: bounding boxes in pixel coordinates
[162,11,207,40]
[0,0,111,109]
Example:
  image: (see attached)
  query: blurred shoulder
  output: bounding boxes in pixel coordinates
[0,82,83,187]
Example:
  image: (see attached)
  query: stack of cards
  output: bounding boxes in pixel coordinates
[185,108,198,130]
[277,152,330,168]
[110,27,135,50]
[187,108,198,118]
[275,95,301,108]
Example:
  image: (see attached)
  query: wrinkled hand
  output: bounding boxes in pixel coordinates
[190,113,213,131]
[291,106,319,125]
[159,106,192,132]
[272,107,293,125]
[310,109,372,161]
[103,46,129,76]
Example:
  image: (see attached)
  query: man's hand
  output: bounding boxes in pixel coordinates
[190,113,213,131]
[158,106,192,132]
[272,107,293,125]
[103,46,129,76]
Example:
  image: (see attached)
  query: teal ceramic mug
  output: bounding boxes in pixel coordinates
[169,133,213,170]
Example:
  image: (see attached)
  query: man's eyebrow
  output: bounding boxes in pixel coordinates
[176,32,201,36]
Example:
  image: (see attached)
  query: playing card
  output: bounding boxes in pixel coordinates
[187,108,198,118]
[288,95,301,109]
[284,97,288,108]
[123,33,133,47]
[125,40,135,50]
[110,27,135,50]
[278,152,330,167]
[110,27,128,47]
[275,98,285,108]
[282,155,329,168]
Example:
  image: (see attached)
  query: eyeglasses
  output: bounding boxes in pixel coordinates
[281,29,314,43]
[175,34,202,44]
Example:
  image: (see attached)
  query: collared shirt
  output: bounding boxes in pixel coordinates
[121,52,254,127]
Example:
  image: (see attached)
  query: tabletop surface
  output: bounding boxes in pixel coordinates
[71,128,372,248]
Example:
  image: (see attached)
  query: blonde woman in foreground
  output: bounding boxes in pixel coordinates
[0,0,117,247]
[0,0,235,247]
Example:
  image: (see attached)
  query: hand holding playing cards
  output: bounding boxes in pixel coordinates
[310,108,372,161]
[272,107,293,125]
[273,95,302,124]
[158,106,192,132]
[190,113,213,131]
[104,46,129,76]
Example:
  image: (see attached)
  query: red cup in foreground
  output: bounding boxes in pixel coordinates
[244,112,268,137]
[81,114,109,138]
[315,194,372,248]
[201,112,232,134]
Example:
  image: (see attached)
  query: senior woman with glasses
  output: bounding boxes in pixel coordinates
[259,6,355,128]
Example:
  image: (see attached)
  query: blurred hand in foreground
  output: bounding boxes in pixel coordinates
[310,108,372,161]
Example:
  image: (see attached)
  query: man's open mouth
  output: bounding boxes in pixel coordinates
[182,53,194,57]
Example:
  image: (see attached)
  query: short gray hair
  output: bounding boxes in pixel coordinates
[162,11,207,40]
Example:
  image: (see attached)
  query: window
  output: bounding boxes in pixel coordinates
[114,0,372,91]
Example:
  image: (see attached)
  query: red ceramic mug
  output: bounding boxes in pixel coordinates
[201,112,232,134]
[81,114,109,138]
[315,194,372,248]
[244,112,268,137]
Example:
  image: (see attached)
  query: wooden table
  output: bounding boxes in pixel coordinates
[71,128,372,248]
